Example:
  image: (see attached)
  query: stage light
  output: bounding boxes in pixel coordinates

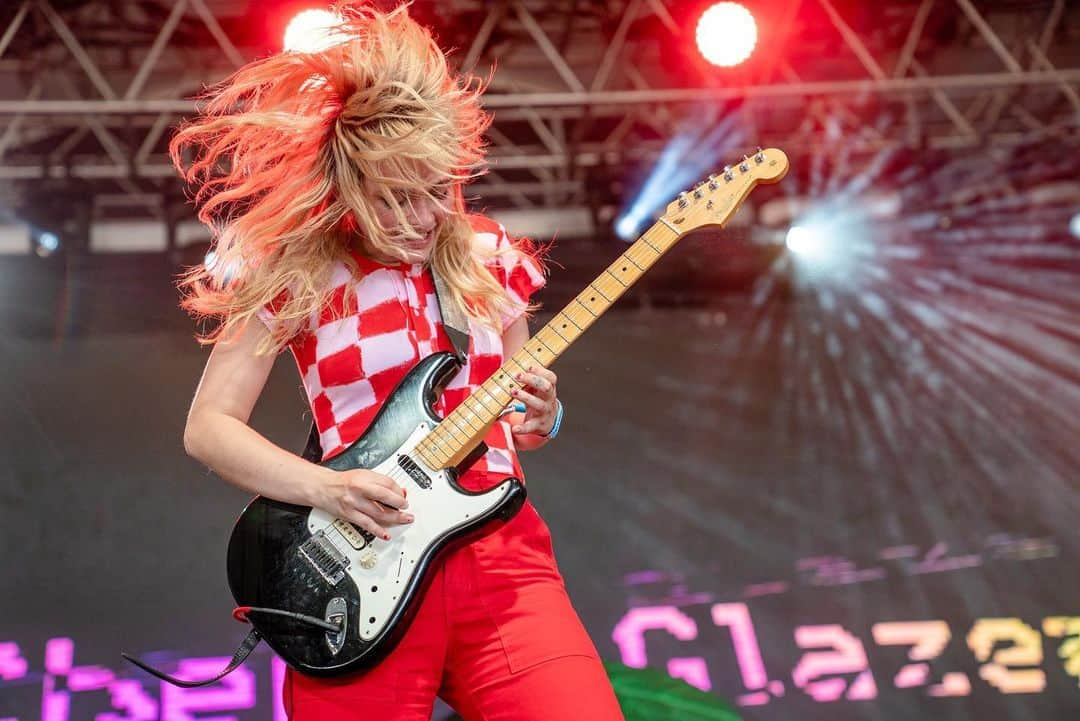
[615,214,642,241]
[783,213,874,287]
[284,9,346,53]
[696,2,758,68]
[34,230,60,258]
[205,250,242,287]
[785,226,820,256]
[614,115,744,242]
[1070,213,1080,239]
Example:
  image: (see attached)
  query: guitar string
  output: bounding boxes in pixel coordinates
[319,202,744,554]
[325,223,675,540]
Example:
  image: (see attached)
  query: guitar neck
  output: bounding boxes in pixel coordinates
[410,146,791,470]
[414,220,683,470]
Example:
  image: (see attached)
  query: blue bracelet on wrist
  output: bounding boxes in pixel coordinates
[545,399,564,439]
[511,400,564,440]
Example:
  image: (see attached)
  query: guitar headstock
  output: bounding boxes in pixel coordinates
[662,147,789,234]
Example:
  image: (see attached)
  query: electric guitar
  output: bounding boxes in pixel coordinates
[225,149,789,677]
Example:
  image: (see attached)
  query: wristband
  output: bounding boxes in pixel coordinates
[545,399,563,439]
[511,400,564,440]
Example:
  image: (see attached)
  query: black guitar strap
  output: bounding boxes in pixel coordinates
[122,604,345,686]
[429,264,472,362]
[122,629,262,688]
[301,420,322,463]
[302,263,470,461]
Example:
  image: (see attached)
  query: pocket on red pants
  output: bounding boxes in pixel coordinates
[479,579,601,674]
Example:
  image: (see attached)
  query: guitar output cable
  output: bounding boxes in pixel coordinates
[233,604,344,632]
[122,605,342,687]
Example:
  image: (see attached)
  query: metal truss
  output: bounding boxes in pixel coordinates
[0,0,1076,239]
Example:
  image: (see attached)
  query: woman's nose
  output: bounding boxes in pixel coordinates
[410,198,439,233]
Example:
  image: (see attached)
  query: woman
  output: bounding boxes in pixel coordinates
[174,3,624,720]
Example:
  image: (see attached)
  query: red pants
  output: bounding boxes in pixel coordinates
[283,500,625,721]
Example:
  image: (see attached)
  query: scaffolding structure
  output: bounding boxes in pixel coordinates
[0,0,1075,245]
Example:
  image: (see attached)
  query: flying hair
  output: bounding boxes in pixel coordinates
[170,1,544,355]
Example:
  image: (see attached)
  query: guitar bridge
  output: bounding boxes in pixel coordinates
[298,530,349,586]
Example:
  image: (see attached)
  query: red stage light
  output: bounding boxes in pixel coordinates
[283,9,345,53]
[695,2,758,68]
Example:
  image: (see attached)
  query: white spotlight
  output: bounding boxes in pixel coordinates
[696,3,758,68]
[35,231,60,257]
[1070,213,1080,239]
[783,217,869,286]
[284,10,346,53]
[615,215,642,241]
[786,225,821,256]
[204,249,239,286]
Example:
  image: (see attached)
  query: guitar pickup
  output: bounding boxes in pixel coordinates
[397,454,432,489]
[332,518,374,550]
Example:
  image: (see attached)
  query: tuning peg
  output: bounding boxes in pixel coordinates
[739,156,749,172]
[754,147,765,163]
[723,166,733,182]
[677,191,689,208]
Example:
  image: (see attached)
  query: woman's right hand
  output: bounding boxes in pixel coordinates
[315,468,414,541]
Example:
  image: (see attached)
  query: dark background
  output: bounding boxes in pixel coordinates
[1,233,1077,720]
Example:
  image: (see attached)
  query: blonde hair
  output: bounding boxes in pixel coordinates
[171,2,542,355]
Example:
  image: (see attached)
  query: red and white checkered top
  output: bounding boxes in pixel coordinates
[259,214,546,489]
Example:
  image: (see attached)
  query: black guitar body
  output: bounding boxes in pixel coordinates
[226,352,526,676]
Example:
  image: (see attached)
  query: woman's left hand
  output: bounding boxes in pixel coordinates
[510,365,559,437]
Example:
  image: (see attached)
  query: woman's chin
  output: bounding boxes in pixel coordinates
[399,247,431,264]
[400,238,434,263]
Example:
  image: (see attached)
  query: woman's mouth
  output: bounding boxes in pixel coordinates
[407,233,434,249]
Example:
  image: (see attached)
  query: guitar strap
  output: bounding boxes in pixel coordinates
[122,605,345,686]
[122,629,262,688]
[302,262,470,462]
[430,264,472,362]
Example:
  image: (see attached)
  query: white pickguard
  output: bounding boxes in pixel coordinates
[305,423,514,641]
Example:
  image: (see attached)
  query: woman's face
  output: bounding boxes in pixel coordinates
[362,180,450,265]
